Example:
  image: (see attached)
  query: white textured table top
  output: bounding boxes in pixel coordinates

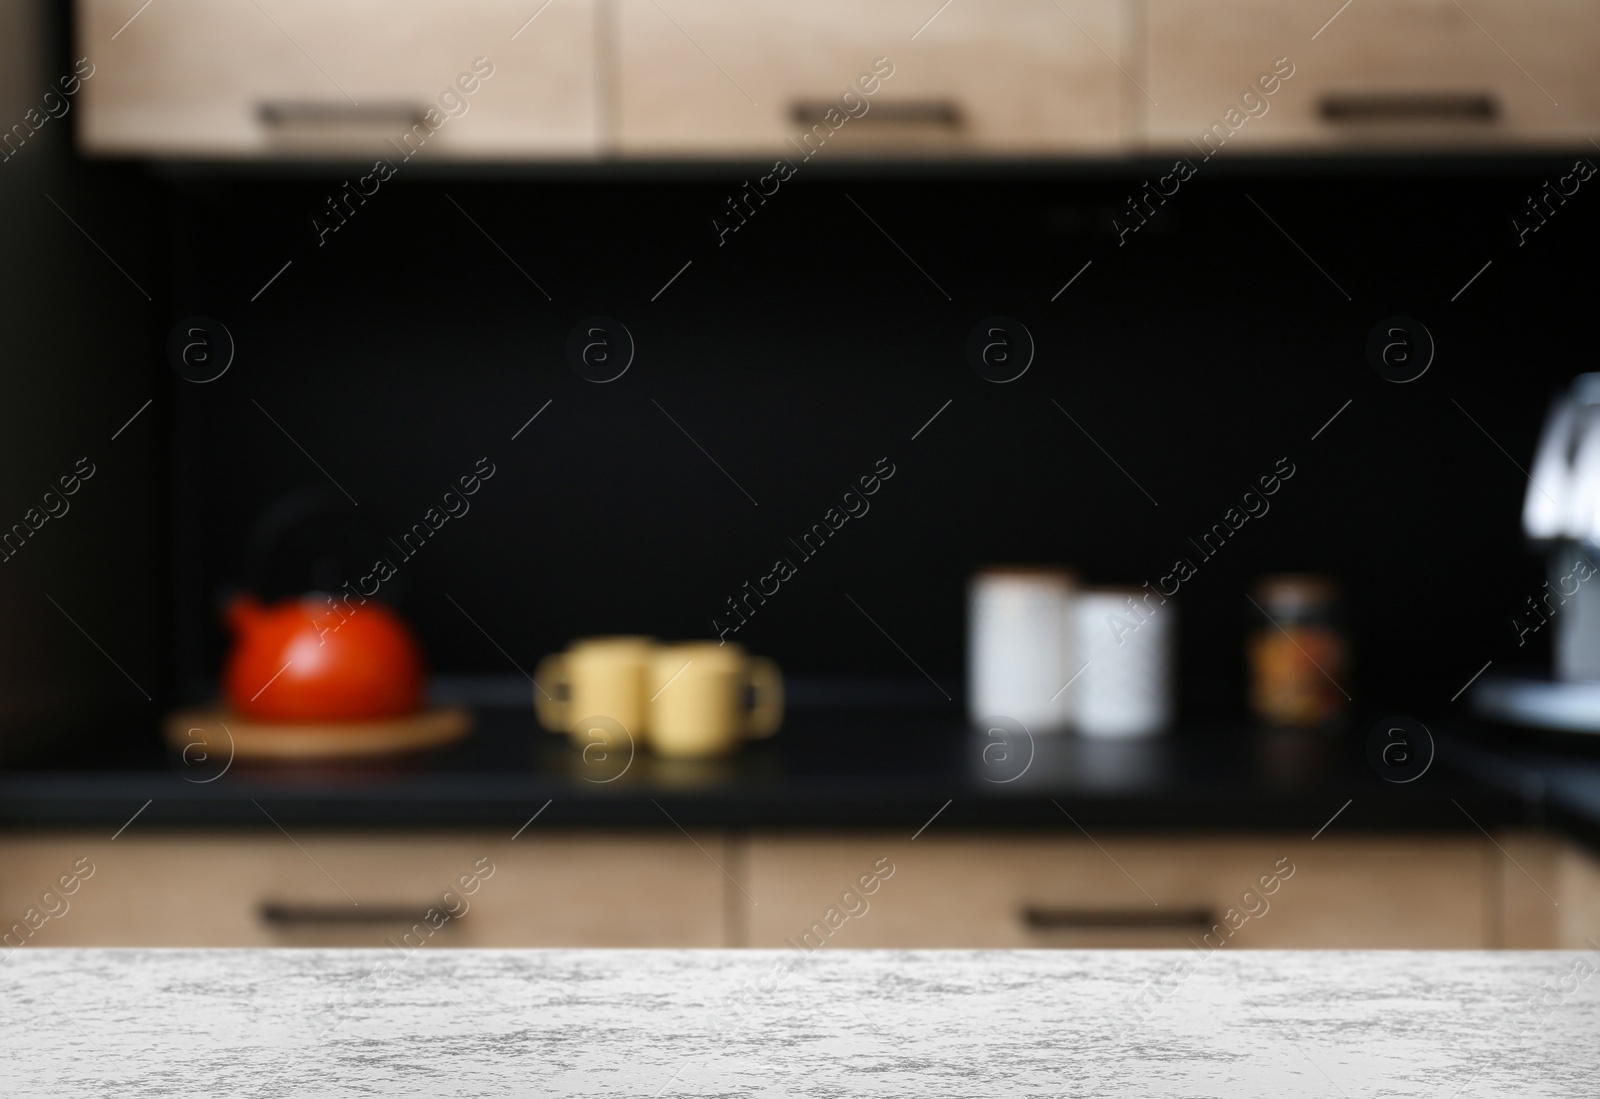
[5,949,1597,1097]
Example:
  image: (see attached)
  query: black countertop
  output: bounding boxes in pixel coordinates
[1440,720,1600,852]
[0,699,1537,838]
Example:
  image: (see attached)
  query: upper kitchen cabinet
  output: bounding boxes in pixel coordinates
[612,0,1130,157]
[1143,0,1600,154]
[75,0,599,158]
[75,0,1600,160]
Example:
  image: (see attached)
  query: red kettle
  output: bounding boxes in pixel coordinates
[222,594,424,721]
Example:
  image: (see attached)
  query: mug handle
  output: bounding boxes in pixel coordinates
[533,654,569,732]
[745,658,784,739]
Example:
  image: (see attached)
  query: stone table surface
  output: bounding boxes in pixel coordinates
[3,948,1597,1097]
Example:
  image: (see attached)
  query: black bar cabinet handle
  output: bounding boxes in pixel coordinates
[259,902,460,926]
[1020,905,1216,931]
[1318,92,1498,123]
[258,102,428,128]
[790,99,963,128]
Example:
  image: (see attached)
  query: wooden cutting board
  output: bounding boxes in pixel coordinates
[163,706,472,761]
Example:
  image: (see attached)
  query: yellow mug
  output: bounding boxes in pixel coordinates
[534,636,657,741]
[648,642,783,759]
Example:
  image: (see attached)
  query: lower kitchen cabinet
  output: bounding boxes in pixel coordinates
[4,829,1594,950]
[1495,832,1600,949]
[0,833,729,949]
[742,835,1494,949]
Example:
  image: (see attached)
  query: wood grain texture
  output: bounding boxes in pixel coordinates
[614,0,1128,156]
[1494,831,1563,948]
[1554,840,1600,948]
[76,0,600,157]
[1143,0,1600,152]
[0,832,728,947]
[745,834,1491,948]
[0,829,1562,950]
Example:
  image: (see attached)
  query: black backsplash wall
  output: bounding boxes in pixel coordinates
[161,157,1595,718]
[0,0,166,754]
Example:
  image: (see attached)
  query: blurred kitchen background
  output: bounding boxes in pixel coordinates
[1,0,1599,952]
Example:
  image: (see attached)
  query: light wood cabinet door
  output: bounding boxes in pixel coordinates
[0,832,727,948]
[1497,832,1600,949]
[1554,841,1600,947]
[1495,832,1563,948]
[1143,0,1600,153]
[77,0,599,158]
[614,0,1130,156]
[745,834,1491,949]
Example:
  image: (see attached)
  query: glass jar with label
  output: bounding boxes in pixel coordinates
[1248,574,1348,728]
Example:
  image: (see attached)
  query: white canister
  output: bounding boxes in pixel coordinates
[967,568,1076,733]
[1068,588,1174,738]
